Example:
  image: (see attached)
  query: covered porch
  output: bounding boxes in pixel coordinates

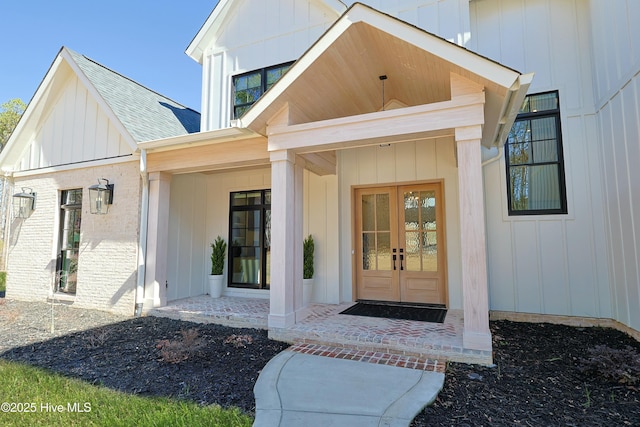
[148,295,489,365]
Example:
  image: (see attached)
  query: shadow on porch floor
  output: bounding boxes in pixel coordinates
[147,296,492,365]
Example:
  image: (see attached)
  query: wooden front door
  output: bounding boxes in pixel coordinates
[355,182,447,305]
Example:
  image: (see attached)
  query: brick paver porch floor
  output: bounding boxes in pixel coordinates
[148,296,492,366]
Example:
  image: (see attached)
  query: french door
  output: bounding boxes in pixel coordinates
[355,182,447,305]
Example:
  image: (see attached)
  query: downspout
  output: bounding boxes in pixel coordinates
[135,149,149,316]
[481,146,503,167]
[1,172,13,271]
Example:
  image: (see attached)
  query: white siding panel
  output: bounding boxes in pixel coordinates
[306,171,340,304]
[512,221,541,313]
[415,138,437,180]
[394,142,417,182]
[82,96,98,160]
[167,174,208,301]
[521,0,552,89]
[549,1,582,111]
[498,2,525,72]
[599,102,628,324]
[538,220,569,315]
[71,83,87,163]
[52,107,64,166]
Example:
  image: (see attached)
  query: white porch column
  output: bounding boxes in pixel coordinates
[455,125,492,351]
[269,150,304,328]
[144,172,171,308]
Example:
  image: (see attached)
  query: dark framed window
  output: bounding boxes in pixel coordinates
[228,189,271,289]
[505,91,567,215]
[232,62,293,118]
[56,189,82,294]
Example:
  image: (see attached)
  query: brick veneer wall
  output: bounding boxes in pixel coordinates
[6,161,141,315]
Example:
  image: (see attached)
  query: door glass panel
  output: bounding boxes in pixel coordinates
[403,190,438,272]
[230,209,261,285]
[377,232,391,271]
[405,231,420,271]
[376,194,390,231]
[362,195,375,231]
[423,231,438,271]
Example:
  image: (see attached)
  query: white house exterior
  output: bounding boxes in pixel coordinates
[2,0,639,360]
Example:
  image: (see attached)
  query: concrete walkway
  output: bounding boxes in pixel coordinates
[254,350,445,426]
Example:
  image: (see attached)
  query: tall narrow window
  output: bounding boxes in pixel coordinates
[228,189,271,289]
[505,91,567,215]
[232,62,293,119]
[56,189,82,294]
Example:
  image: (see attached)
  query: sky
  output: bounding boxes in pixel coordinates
[0,1,219,112]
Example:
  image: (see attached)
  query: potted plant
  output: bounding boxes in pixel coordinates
[209,236,227,298]
[303,234,314,304]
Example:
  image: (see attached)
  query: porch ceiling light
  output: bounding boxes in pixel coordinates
[88,178,114,215]
[12,187,36,219]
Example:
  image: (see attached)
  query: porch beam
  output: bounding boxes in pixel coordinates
[267,94,485,153]
[455,126,492,351]
[144,172,172,309]
[146,137,269,173]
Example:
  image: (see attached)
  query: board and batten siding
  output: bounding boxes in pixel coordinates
[200,0,339,131]
[469,0,612,319]
[165,166,338,304]
[17,64,131,172]
[337,137,463,308]
[589,0,640,331]
[342,0,471,46]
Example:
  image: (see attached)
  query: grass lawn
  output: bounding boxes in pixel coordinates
[0,360,252,426]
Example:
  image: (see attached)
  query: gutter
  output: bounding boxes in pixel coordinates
[134,149,149,316]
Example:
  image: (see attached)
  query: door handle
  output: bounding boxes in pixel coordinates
[392,248,397,271]
[399,248,404,271]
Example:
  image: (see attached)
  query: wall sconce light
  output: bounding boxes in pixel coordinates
[13,187,36,219]
[88,178,114,215]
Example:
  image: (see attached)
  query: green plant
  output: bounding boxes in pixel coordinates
[210,236,227,275]
[303,234,314,279]
[0,271,6,292]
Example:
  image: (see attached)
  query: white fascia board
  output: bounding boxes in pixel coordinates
[489,72,534,147]
[185,0,233,64]
[241,3,524,131]
[61,48,138,154]
[137,126,259,152]
[0,54,65,170]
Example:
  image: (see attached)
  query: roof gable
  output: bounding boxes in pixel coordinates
[1,47,200,172]
[241,3,533,147]
[186,0,347,63]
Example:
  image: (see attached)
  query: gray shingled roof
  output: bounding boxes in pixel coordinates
[66,48,200,142]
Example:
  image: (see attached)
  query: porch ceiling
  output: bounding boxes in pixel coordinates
[241,3,533,148]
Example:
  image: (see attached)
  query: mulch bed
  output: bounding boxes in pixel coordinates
[1,300,639,424]
[412,321,640,426]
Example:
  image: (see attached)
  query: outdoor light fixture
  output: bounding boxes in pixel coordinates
[12,187,36,219]
[88,178,114,215]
